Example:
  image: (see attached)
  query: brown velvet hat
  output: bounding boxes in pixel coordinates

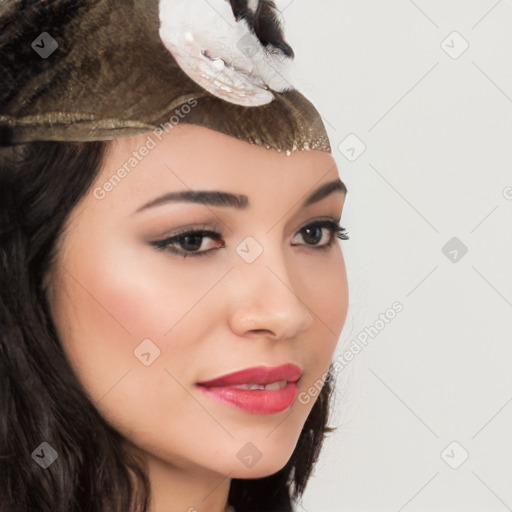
[0,0,331,153]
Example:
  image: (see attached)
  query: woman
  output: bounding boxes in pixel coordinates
[0,1,350,511]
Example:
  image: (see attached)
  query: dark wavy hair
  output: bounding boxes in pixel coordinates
[0,140,336,512]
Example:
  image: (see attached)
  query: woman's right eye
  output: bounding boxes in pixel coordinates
[150,230,225,258]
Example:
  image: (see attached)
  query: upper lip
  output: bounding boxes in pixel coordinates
[197,364,302,387]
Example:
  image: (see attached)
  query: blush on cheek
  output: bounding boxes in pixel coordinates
[64,259,212,358]
[86,277,173,348]
[50,276,150,412]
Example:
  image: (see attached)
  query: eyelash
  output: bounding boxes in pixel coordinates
[150,220,349,259]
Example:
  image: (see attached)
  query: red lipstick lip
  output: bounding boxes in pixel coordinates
[196,363,302,387]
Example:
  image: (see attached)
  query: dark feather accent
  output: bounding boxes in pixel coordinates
[229,0,294,58]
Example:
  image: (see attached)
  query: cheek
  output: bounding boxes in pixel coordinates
[57,238,214,339]
[304,249,348,335]
[51,238,229,388]
[49,243,167,391]
[50,240,228,440]
[315,257,348,334]
[297,250,348,378]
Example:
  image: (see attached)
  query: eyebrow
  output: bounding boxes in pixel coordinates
[134,178,347,214]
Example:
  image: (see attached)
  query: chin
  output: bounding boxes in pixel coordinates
[231,460,291,480]
[227,443,297,480]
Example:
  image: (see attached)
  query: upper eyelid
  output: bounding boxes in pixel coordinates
[155,223,221,240]
[162,217,341,239]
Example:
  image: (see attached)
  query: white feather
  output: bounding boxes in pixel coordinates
[247,0,259,14]
[158,0,293,106]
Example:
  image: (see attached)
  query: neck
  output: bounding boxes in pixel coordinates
[129,448,232,512]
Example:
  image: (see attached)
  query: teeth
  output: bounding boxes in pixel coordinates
[230,380,287,391]
[264,380,287,390]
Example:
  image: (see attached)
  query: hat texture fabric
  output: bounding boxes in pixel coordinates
[0,0,331,152]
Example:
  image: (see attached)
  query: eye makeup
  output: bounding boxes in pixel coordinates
[149,218,349,259]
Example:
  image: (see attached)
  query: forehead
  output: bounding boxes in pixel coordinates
[92,124,341,211]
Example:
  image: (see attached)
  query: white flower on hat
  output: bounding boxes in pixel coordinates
[158,0,294,106]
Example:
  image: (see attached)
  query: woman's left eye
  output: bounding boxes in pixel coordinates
[291,220,349,249]
[150,220,349,258]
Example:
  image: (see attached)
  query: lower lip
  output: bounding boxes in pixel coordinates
[196,382,299,414]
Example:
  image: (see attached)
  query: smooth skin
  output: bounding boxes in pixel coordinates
[46,124,349,512]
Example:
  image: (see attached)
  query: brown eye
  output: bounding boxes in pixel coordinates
[301,225,324,245]
[291,220,348,248]
[151,230,224,258]
[178,234,205,252]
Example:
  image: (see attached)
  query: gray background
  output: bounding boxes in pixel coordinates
[282,1,512,511]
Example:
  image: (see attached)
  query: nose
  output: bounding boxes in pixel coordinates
[227,245,314,341]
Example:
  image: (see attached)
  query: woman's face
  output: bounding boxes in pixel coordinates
[47,124,348,491]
